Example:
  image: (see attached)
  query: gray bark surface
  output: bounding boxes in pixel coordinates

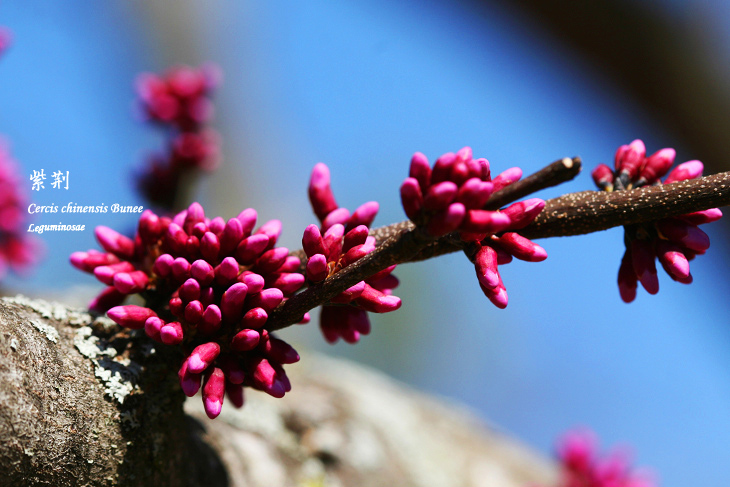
[0,296,556,487]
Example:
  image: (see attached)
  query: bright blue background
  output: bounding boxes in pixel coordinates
[2,2,729,486]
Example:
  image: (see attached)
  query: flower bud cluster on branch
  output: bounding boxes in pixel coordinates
[0,32,40,281]
[591,140,722,301]
[135,64,222,208]
[71,133,729,419]
[543,429,656,487]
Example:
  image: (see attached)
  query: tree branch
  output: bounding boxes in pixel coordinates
[269,170,730,331]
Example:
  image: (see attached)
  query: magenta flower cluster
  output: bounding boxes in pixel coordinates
[0,27,11,56]
[135,64,221,207]
[592,140,722,302]
[0,141,40,279]
[71,203,306,419]
[544,429,655,487]
[400,147,546,308]
[307,163,401,343]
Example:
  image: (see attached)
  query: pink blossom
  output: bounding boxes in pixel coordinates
[0,140,41,279]
[72,202,306,417]
[400,147,546,309]
[542,428,657,487]
[306,164,402,343]
[593,141,722,302]
[135,65,221,208]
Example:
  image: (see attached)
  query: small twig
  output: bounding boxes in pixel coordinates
[484,157,582,210]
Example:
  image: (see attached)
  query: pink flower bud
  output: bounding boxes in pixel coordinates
[655,218,710,252]
[614,139,645,180]
[329,281,366,304]
[179,278,201,301]
[255,247,289,273]
[630,239,658,295]
[279,256,301,272]
[343,225,369,253]
[251,357,286,398]
[267,272,305,295]
[93,261,136,285]
[241,307,268,329]
[323,224,345,261]
[431,152,456,184]
[491,167,522,192]
[248,288,284,312]
[113,270,149,294]
[356,284,402,313]
[188,342,221,373]
[340,241,375,269]
[183,202,205,234]
[347,201,379,230]
[426,203,466,236]
[461,209,511,234]
[202,368,226,419]
[496,233,547,262]
[208,216,225,235]
[618,249,638,303]
[263,336,300,364]
[108,305,157,329]
[200,231,220,262]
[475,245,499,289]
[214,256,239,285]
[220,282,248,322]
[502,198,545,230]
[480,281,508,309]
[664,160,703,184]
[166,222,188,254]
[239,272,265,294]
[199,304,222,334]
[95,226,136,260]
[185,235,200,256]
[89,286,126,313]
[322,207,351,231]
[255,220,282,249]
[184,300,204,323]
[400,177,424,220]
[449,161,470,186]
[639,148,675,184]
[423,181,458,211]
[160,321,184,345]
[591,163,614,191]
[191,222,208,238]
[235,234,270,264]
[409,151,432,191]
[137,210,162,244]
[144,316,165,342]
[179,359,202,397]
[169,297,184,317]
[171,257,191,281]
[219,217,244,255]
[191,259,215,286]
[302,224,327,257]
[309,163,339,221]
[656,241,690,280]
[456,178,493,209]
[70,250,120,273]
[230,329,261,351]
[306,254,329,282]
[236,208,258,236]
[679,208,722,225]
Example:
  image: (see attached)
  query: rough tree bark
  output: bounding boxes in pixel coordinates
[0,296,555,487]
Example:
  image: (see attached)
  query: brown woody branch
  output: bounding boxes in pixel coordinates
[267,170,730,331]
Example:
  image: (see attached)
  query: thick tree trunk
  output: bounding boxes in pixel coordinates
[0,296,555,487]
